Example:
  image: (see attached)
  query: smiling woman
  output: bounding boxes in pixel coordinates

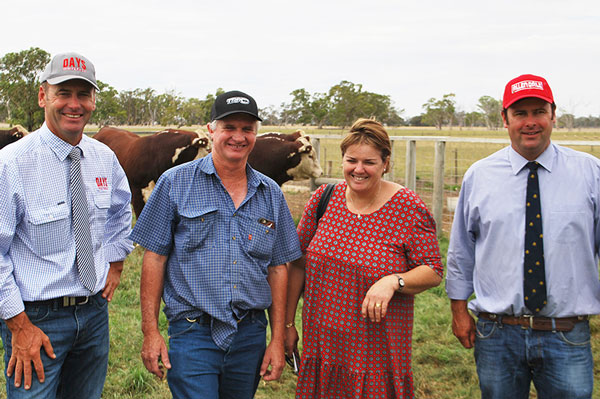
[285,118,444,399]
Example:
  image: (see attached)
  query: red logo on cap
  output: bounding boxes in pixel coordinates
[511,80,543,94]
[62,57,87,72]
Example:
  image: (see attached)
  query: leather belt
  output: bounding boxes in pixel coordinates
[478,312,588,332]
[24,296,90,308]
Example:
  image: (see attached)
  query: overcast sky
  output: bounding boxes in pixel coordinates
[3,0,599,118]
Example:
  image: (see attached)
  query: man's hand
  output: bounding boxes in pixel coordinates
[260,340,285,381]
[450,299,476,349]
[5,312,55,390]
[102,261,123,302]
[141,330,171,379]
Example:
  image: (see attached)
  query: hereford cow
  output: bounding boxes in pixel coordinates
[0,125,28,149]
[93,126,211,217]
[250,130,322,186]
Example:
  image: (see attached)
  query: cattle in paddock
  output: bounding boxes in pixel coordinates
[249,130,322,186]
[0,125,28,149]
[93,126,211,217]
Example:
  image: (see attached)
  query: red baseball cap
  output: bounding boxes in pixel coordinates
[502,74,554,109]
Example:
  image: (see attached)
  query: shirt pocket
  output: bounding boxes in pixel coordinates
[27,203,71,256]
[246,221,276,260]
[546,211,587,244]
[180,207,218,252]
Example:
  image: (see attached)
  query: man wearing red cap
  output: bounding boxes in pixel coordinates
[446,74,599,398]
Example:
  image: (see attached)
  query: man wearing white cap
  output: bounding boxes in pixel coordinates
[446,74,600,398]
[0,52,133,398]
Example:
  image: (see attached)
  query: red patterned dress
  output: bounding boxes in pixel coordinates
[295,182,443,399]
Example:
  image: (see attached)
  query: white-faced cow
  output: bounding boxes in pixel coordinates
[249,130,322,186]
[0,125,28,149]
[93,126,211,217]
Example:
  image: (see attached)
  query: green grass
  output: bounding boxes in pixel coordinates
[0,236,598,398]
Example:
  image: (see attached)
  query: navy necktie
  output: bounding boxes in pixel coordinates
[69,147,96,291]
[523,161,547,314]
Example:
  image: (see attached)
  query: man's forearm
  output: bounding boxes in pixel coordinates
[140,250,167,335]
[267,264,288,343]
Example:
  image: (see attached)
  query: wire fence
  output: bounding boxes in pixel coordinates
[311,135,600,235]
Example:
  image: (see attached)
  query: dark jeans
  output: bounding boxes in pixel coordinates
[167,310,268,399]
[475,318,593,399]
[0,292,109,399]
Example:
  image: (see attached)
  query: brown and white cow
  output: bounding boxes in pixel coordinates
[0,125,28,149]
[249,130,322,186]
[93,126,211,217]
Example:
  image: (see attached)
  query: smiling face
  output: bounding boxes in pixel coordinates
[208,113,258,166]
[342,143,389,194]
[502,97,555,160]
[38,80,96,145]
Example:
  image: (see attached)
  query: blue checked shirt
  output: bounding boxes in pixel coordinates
[447,144,600,317]
[0,123,134,320]
[130,154,302,350]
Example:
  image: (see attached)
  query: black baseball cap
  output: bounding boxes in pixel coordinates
[210,90,262,121]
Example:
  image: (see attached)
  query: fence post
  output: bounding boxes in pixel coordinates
[310,137,321,191]
[386,139,396,181]
[433,140,446,237]
[405,140,416,191]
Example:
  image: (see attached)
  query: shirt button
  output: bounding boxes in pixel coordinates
[233,260,237,264]
[233,285,237,289]
[232,236,236,240]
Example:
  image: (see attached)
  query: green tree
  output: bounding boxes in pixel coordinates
[557,109,575,131]
[0,47,50,131]
[92,80,125,126]
[328,81,364,128]
[477,96,502,130]
[422,93,456,130]
[464,111,484,127]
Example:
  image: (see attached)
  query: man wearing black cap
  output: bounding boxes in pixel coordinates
[0,52,133,398]
[131,90,302,398]
[446,74,600,398]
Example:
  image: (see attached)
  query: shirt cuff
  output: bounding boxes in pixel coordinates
[445,278,474,300]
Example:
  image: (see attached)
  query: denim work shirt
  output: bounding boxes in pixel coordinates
[130,154,302,349]
[446,144,600,318]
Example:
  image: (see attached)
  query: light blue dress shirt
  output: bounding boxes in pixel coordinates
[130,154,302,349]
[0,123,134,320]
[446,143,600,317]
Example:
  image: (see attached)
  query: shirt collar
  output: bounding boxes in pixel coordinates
[198,153,266,189]
[39,122,90,162]
[508,143,556,175]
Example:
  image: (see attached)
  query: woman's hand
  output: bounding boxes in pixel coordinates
[361,274,398,322]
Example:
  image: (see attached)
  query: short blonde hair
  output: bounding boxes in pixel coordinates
[340,118,391,161]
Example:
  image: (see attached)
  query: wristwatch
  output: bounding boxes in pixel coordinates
[396,274,405,292]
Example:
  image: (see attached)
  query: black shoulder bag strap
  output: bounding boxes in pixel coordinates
[316,183,335,224]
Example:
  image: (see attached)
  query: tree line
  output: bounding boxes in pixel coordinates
[1,47,599,132]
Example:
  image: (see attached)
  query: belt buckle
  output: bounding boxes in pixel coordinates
[77,296,89,305]
[63,296,89,306]
[522,314,534,329]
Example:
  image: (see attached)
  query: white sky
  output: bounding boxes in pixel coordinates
[3,0,600,118]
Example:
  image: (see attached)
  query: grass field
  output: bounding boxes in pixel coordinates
[0,125,599,398]
[0,231,598,398]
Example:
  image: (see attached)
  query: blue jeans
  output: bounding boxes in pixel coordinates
[167,310,268,399]
[474,318,593,399]
[0,292,109,399]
